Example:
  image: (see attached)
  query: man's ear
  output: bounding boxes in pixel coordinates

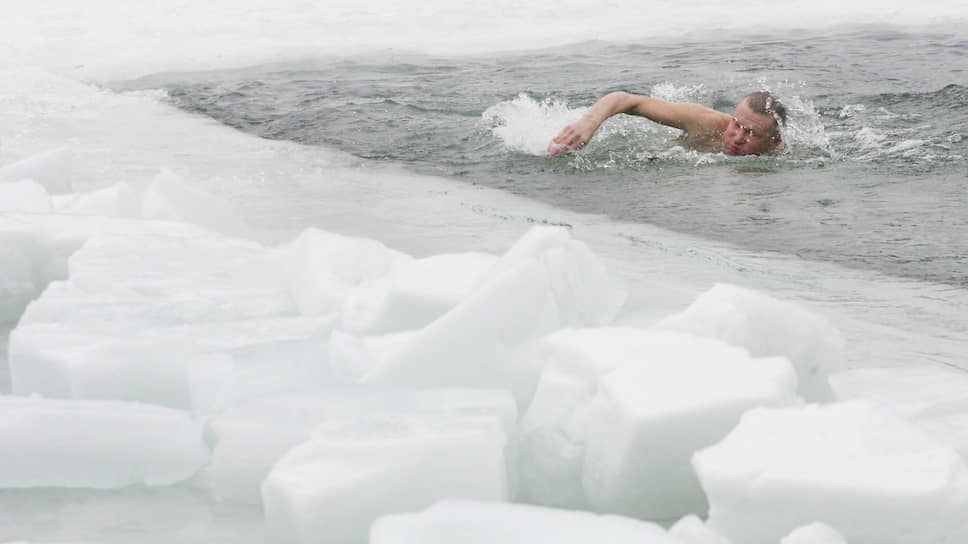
[771,132,783,150]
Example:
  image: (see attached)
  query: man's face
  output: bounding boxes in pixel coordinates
[722,101,781,156]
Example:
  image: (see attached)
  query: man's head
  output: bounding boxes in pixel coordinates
[723,91,787,156]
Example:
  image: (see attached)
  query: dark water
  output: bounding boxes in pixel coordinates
[165,31,968,286]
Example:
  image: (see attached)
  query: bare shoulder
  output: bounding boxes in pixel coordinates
[626,96,730,133]
[682,105,730,133]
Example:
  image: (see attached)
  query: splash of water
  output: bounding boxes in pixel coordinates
[482,93,585,156]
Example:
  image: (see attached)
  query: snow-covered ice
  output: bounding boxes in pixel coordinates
[0,396,207,488]
[0,148,74,194]
[668,515,733,544]
[369,500,681,544]
[208,388,516,504]
[693,401,968,543]
[275,227,412,317]
[345,226,626,390]
[780,522,847,544]
[516,328,799,516]
[262,414,509,544]
[339,252,499,335]
[0,181,51,214]
[831,365,968,458]
[654,283,845,401]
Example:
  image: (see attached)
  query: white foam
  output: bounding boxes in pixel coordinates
[483,94,584,156]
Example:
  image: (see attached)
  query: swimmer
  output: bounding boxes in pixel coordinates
[548,90,787,157]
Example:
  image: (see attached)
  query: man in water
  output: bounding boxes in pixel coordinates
[548,90,787,156]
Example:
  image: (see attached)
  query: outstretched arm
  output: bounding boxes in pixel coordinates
[548,91,725,155]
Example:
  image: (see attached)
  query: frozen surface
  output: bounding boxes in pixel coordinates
[0,485,266,544]
[694,401,968,544]
[346,226,625,389]
[262,414,508,544]
[11,314,333,411]
[0,181,51,213]
[7,219,326,409]
[654,283,845,401]
[0,148,74,194]
[582,336,798,519]
[831,365,968,457]
[0,396,208,489]
[142,169,248,237]
[780,523,847,544]
[370,500,681,544]
[51,183,140,218]
[275,228,412,316]
[830,365,968,418]
[339,252,498,335]
[516,327,799,515]
[208,388,516,504]
[668,515,733,544]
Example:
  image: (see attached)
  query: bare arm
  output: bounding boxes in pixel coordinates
[548,91,727,155]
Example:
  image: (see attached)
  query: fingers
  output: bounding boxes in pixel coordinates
[548,125,586,156]
[551,125,573,144]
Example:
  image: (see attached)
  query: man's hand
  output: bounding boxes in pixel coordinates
[548,116,600,156]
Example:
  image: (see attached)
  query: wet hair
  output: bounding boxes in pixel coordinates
[743,91,787,133]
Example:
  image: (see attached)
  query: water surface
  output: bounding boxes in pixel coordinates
[166,31,968,285]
